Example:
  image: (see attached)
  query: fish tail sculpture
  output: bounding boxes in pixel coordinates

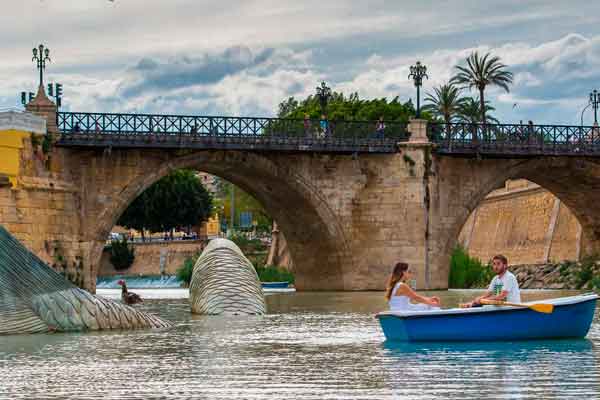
[189,238,266,315]
[0,225,171,335]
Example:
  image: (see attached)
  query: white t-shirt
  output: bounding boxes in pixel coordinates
[488,271,521,303]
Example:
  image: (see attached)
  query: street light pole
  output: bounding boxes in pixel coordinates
[32,44,51,88]
[590,89,599,125]
[408,61,428,118]
[230,183,235,234]
[315,81,332,117]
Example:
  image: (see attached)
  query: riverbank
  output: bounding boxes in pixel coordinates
[511,260,600,290]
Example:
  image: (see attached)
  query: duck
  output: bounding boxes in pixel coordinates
[117,279,143,305]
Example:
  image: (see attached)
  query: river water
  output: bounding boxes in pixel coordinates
[1,289,599,399]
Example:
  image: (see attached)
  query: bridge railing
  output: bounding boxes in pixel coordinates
[57,112,409,153]
[429,122,600,156]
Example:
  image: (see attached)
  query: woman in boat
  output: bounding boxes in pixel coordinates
[385,262,441,311]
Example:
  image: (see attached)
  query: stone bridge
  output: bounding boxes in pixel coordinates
[2,90,600,292]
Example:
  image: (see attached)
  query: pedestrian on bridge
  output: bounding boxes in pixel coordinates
[303,113,312,138]
[319,114,329,139]
[375,116,386,138]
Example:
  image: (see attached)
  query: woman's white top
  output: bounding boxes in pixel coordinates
[388,282,439,311]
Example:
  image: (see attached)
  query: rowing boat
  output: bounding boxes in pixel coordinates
[376,293,598,342]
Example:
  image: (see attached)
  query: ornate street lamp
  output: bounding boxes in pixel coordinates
[32,44,51,88]
[316,81,332,116]
[408,61,428,118]
[590,89,599,125]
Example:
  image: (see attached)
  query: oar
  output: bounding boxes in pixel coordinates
[480,299,554,314]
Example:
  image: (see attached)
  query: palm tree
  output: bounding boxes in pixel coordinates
[451,51,513,125]
[423,83,466,125]
[456,98,499,125]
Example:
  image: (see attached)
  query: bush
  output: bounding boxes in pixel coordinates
[229,232,266,253]
[590,276,600,293]
[448,246,494,288]
[575,264,594,289]
[176,256,197,286]
[255,264,295,283]
[109,238,135,271]
[559,261,573,276]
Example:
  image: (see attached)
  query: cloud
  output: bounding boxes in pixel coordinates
[335,33,600,124]
[2,2,600,124]
[118,46,276,98]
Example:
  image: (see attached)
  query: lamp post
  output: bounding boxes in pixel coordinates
[590,89,599,125]
[315,81,332,117]
[408,61,428,118]
[32,44,51,88]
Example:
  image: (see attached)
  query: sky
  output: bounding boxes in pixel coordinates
[1,0,600,125]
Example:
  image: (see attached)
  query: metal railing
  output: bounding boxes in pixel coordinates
[56,111,409,153]
[429,122,600,156]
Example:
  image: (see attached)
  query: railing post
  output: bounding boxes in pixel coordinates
[407,118,429,143]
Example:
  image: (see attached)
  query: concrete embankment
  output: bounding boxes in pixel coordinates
[99,240,203,277]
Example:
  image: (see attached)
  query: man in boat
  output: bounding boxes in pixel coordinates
[460,254,521,308]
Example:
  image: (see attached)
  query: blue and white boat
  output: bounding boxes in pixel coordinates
[261,281,290,289]
[376,293,598,342]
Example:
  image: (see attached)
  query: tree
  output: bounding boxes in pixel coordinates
[277,91,417,122]
[117,169,213,236]
[422,83,466,125]
[457,98,499,124]
[451,51,513,125]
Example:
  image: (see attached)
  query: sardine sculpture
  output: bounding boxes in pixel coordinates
[0,226,171,335]
[189,238,266,315]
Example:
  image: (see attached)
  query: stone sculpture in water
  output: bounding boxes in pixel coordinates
[189,238,266,315]
[0,226,171,335]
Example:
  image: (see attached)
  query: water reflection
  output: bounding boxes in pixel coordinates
[382,339,600,399]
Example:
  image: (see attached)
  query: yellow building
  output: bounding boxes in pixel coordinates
[197,213,221,238]
[0,111,47,188]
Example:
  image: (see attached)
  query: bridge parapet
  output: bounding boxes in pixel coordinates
[429,122,600,157]
[56,111,409,153]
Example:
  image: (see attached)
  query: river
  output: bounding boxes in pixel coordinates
[1,289,599,399]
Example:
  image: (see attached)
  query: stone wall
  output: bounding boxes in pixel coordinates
[509,261,600,290]
[99,240,204,276]
[0,107,90,288]
[458,179,581,265]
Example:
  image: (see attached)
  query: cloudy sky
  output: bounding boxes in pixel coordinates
[1,1,600,124]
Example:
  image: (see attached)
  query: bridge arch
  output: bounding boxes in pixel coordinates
[434,156,600,284]
[82,150,352,291]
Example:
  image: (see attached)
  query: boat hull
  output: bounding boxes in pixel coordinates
[377,294,598,342]
[261,281,289,289]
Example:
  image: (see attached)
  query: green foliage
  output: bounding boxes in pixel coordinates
[30,133,41,148]
[176,255,197,286]
[229,231,267,253]
[451,51,513,124]
[456,98,499,124]
[559,261,573,276]
[277,91,418,122]
[448,246,494,288]
[590,276,600,293]
[575,256,596,289]
[118,169,213,234]
[41,132,53,154]
[255,264,295,283]
[108,238,135,271]
[422,83,467,124]
[402,154,415,166]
